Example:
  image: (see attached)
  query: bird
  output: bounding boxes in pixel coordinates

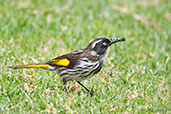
[9,37,125,96]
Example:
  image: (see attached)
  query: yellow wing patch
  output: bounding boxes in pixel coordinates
[49,58,70,66]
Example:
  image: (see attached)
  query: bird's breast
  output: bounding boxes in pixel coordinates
[57,56,105,81]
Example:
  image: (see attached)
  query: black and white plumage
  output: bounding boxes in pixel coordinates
[9,37,125,96]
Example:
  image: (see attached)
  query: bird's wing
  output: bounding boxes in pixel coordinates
[47,49,83,68]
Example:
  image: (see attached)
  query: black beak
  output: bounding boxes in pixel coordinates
[110,38,125,45]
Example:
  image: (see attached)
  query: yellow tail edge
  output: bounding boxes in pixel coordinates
[8,63,50,69]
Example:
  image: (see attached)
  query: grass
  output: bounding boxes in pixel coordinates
[0,0,170,113]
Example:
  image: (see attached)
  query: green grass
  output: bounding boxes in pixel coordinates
[0,0,171,113]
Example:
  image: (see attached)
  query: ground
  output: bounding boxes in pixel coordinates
[0,0,170,113]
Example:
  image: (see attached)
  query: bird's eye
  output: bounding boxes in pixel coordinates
[103,42,107,46]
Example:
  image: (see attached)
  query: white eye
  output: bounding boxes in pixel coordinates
[103,42,107,46]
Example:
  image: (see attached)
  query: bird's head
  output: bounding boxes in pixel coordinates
[86,37,125,56]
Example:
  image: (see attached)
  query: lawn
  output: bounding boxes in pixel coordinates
[0,0,170,113]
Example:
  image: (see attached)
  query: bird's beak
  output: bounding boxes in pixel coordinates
[109,38,125,45]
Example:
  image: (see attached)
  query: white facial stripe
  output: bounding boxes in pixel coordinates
[90,50,97,56]
[92,40,102,49]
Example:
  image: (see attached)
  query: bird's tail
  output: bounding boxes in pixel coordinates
[8,63,51,69]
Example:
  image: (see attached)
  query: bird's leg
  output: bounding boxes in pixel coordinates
[62,79,70,97]
[77,81,93,97]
